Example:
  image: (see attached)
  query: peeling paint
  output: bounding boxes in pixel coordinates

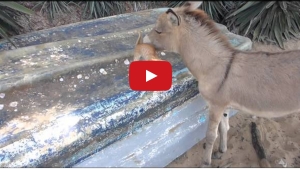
[124,59,130,65]
[0,93,5,99]
[9,102,18,107]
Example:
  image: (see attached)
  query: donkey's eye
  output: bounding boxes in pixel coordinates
[155,30,162,34]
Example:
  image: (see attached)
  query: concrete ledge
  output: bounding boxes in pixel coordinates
[0,8,166,52]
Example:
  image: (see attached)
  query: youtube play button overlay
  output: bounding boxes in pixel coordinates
[129,61,172,91]
[146,70,157,82]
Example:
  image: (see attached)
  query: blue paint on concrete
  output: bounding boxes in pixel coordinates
[172,67,189,78]
[198,114,207,124]
[172,111,180,116]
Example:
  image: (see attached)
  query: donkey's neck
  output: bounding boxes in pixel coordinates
[178,28,235,80]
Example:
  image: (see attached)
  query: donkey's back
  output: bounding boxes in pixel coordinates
[227,50,300,118]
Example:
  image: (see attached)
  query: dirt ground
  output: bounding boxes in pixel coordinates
[167,40,300,168]
[15,2,82,35]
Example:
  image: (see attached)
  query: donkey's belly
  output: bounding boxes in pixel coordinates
[230,101,300,118]
[228,79,300,118]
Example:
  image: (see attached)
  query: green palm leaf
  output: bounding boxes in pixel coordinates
[0,1,34,48]
[225,1,300,49]
[0,1,34,15]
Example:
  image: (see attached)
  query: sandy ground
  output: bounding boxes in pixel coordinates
[167,40,300,168]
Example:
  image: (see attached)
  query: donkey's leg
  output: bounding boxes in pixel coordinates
[212,110,230,159]
[220,111,230,152]
[201,105,225,167]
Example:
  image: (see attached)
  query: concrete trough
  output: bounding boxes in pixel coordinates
[0,8,252,167]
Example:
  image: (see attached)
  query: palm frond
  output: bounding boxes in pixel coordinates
[0,1,34,47]
[225,1,300,49]
[81,1,124,19]
[168,1,239,23]
[32,1,71,22]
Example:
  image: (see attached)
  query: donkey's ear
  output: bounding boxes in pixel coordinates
[182,1,203,11]
[166,8,180,26]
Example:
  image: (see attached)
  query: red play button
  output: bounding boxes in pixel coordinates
[129,61,172,91]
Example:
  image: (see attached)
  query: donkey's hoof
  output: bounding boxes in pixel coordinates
[200,162,211,168]
[212,151,223,159]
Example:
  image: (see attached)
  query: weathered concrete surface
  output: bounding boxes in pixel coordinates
[0,8,165,52]
[73,95,237,167]
[0,8,252,167]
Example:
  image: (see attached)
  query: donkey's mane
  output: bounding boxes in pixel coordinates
[183,8,235,50]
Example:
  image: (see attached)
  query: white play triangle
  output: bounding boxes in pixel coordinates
[146,70,157,82]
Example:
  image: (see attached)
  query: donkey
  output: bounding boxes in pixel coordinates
[143,1,300,167]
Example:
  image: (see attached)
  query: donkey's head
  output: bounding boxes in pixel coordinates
[143,2,203,53]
